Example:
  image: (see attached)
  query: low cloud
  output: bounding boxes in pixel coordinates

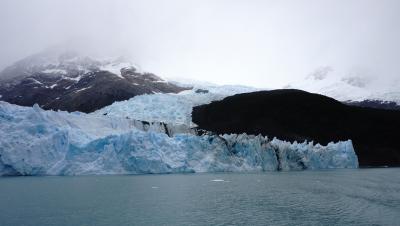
[0,0,399,88]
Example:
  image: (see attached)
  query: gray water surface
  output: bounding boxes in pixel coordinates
[0,169,399,226]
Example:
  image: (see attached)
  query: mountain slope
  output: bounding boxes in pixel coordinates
[192,89,400,167]
[0,51,187,113]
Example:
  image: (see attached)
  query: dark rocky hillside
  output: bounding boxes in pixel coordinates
[192,89,400,167]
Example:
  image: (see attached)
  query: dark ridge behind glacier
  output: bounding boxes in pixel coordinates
[192,89,400,167]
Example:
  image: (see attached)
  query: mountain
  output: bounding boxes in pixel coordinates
[345,99,400,111]
[0,50,187,113]
[285,66,400,110]
[192,89,400,167]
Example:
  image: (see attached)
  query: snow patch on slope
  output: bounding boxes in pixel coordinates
[42,69,67,74]
[100,62,133,78]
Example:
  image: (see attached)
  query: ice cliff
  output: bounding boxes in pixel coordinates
[0,101,358,176]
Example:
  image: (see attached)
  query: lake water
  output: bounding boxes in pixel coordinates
[0,169,399,226]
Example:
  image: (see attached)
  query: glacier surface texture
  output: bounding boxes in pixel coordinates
[0,101,358,176]
[92,85,260,125]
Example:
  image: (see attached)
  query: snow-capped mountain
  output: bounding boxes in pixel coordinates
[285,66,400,107]
[0,49,187,113]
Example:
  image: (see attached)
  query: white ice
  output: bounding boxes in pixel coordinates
[0,102,358,176]
[92,85,261,126]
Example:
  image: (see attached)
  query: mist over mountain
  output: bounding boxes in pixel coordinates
[1,0,400,88]
[286,66,400,105]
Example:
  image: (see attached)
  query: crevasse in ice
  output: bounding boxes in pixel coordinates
[0,101,358,176]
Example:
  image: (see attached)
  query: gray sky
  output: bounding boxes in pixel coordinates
[0,0,399,88]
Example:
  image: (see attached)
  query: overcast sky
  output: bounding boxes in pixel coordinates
[0,0,399,88]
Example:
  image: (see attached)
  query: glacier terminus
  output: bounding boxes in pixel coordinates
[0,98,358,176]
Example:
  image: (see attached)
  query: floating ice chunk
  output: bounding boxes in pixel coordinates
[211,179,225,182]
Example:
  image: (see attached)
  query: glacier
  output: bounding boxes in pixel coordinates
[0,101,358,176]
[92,85,261,125]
